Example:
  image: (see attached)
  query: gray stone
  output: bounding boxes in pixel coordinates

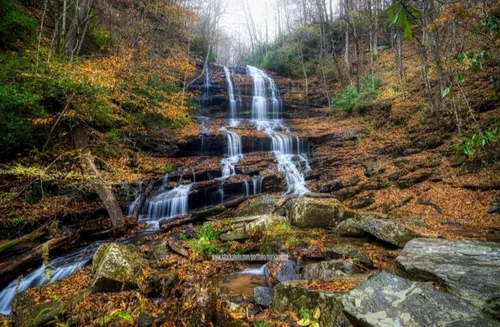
[488,200,500,214]
[326,244,373,268]
[341,272,500,327]
[92,243,149,292]
[333,218,367,237]
[271,280,351,327]
[357,215,421,248]
[234,195,280,217]
[396,238,500,317]
[219,215,287,241]
[290,197,357,228]
[254,287,274,307]
[264,259,300,285]
[301,259,360,280]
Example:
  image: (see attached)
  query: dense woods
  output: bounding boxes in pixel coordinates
[0,0,499,326]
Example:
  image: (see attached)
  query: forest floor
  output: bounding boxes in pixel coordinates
[0,46,499,326]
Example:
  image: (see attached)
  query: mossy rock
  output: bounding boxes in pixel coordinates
[290,197,358,228]
[234,195,282,217]
[92,243,149,292]
[271,279,354,327]
[12,289,87,327]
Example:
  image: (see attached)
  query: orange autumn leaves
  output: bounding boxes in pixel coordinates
[64,45,196,122]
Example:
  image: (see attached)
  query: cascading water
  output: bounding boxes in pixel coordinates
[0,241,102,315]
[140,183,193,229]
[223,66,238,127]
[252,175,263,195]
[246,65,310,194]
[220,127,243,179]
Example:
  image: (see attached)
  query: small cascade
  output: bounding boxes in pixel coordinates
[220,127,243,179]
[239,263,267,275]
[0,241,102,315]
[252,175,263,195]
[127,195,140,216]
[243,180,250,197]
[163,173,170,186]
[140,183,193,228]
[223,66,238,127]
[217,182,225,204]
[203,65,211,103]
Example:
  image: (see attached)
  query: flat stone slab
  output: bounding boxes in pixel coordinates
[301,259,360,280]
[341,272,500,327]
[357,215,421,248]
[396,238,500,317]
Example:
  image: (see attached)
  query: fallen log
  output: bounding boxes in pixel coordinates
[160,196,247,231]
[0,224,49,256]
[72,126,125,231]
[0,232,78,290]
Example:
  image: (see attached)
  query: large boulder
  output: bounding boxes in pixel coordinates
[290,196,358,228]
[301,259,360,280]
[92,243,149,292]
[219,215,287,241]
[341,272,500,327]
[396,238,500,317]
[356,215,421,248]
[271,276,368,327]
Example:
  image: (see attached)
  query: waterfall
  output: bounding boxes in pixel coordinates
[217,182,225,204]
[252,175,263,195]
[0,241,102,315]
[140,183,193,228]
[243,180,250,197]
[220,127,243,179]
[127,195,140,216]
[223,66,238,127]
[246,65,310,194]
[203,65,211,102]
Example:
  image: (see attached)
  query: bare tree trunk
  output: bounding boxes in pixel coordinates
[64,0,94,59]
[396,32,405,98]
[72,126,126,231]
[344,0,350,72]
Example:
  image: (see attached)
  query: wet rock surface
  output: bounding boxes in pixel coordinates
[341,272,500,327]
[396,238,500,317]
[264,259,300,285]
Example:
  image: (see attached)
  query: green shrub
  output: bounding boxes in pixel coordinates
[181,222,221,257]
[0,0,37,48]
[453,127,500,162]
[162,164,173,174]
[330,74,380,113]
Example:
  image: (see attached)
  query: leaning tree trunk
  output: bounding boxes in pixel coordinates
[72,126,126,231]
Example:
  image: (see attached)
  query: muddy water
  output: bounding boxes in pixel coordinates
[220,264,267,296]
